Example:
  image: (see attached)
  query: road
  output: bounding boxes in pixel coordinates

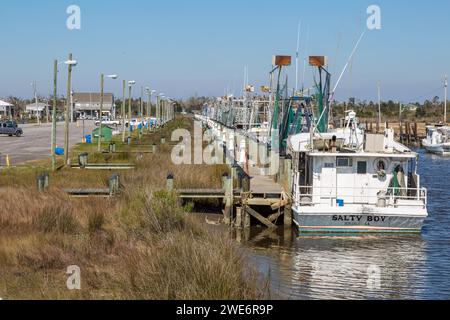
[0,121,96,166]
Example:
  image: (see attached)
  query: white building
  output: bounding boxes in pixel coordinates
[0,100,14,119]
[72,93,115,119]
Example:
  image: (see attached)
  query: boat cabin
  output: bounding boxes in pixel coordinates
[289,129,426,210]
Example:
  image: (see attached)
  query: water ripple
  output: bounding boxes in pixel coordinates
[245,150,450,300]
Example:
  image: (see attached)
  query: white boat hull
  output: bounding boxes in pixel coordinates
[422,139,450,156]
[293,207,427,234]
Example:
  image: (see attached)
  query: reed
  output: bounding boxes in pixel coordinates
[0,117,265,300]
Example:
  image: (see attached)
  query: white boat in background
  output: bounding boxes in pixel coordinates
[288,111,428,234]
[422,125,450,156]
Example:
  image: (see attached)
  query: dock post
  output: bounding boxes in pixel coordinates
[236,207,243,229]
[284,204,293,227]
[222,173,231,225]
[413,122,418,143]
[277,156,285,184]
[243,206,251,229]
[285,156,293,194]
[167,173,174,191]
[78,153,88,169]
[37,173,49,192]
[399,122,404,143]
[406,122,411,145]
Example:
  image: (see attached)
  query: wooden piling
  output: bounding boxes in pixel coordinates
[222,173,231,225]
[235,207,243,229]
[167,173,174,191]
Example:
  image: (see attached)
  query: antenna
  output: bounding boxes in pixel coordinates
[445,75,448,125]
[295,20,302,93]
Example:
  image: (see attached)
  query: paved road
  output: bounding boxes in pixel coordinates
[0,121,96,165]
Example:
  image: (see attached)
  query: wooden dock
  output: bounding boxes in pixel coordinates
[172,161,292,229]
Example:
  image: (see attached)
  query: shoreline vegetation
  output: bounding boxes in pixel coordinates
[0,117,268,300]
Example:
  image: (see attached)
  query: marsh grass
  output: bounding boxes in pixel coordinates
[0,116,265,300]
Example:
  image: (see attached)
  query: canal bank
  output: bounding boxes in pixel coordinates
[0,116,267,300]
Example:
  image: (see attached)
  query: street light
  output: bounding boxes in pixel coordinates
[128,81,136,138]
[64,53,77,166]
[98,74,118,152]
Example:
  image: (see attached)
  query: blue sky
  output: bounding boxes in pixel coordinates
[0,0,449,102]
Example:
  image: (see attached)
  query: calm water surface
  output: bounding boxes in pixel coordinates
[242,149,450,300]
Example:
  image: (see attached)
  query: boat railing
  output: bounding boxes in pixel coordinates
[295,186,427,208]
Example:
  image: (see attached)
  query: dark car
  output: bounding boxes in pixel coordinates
[0,121,23,137]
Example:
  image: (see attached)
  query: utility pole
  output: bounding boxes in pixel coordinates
[147,89,151,119]
[64,53,73,166]
[33,81,40,125]
[140,86,144,119]
[445,75,448,125]
[98,74,104,152]
[156,95,160,126]
[377,81,381,128]
[128,84,132,138]
[51,60,58,171]
[122,80,126,143]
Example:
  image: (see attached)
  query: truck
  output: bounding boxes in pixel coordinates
[0,121,23,137]
[94,116,120,127]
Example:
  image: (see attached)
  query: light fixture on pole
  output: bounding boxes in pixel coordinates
[64,54,77,166]
[128,81,136,137]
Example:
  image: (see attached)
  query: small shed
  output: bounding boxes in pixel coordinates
[92,126,113,143]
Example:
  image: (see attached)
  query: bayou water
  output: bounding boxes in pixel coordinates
[242,149,450,300]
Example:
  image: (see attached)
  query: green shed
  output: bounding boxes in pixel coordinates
[92,126,113,143]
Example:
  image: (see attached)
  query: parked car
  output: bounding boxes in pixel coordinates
[0,121,23,137]
[95,116,120,127]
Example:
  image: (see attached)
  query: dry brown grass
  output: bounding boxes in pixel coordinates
[0,117,266,300]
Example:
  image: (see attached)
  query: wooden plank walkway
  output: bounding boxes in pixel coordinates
[248,166,283,195]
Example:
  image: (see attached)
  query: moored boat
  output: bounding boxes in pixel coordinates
[288,111,428,233]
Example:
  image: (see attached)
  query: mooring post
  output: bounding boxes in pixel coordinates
[151,144,157,154]
[222,173,231,225]
[277,156,286,184]
[243,206,251,229]
[78,153,88,169]
[109,142,116,153]
[37,173,49,192]
[236,207,243,229]
[414,122,418,142]
[285,156,293,194]
[161,137,166,145]
[284,204,293,227]
[109,174,120,196]
[167,173,174,191]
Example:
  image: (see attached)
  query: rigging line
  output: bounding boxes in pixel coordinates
[330,30,366,103]
[314,31,366,135]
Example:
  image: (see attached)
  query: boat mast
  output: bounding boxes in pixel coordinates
[378,81,382,129]
[445,75,448,125]
[295,20,301,94]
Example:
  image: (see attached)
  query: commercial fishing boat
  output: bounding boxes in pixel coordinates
[422,125,450,156]
[288,110,428,233]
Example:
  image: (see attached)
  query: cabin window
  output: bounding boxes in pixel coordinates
[337,157,353,167]
[357,161,367,174]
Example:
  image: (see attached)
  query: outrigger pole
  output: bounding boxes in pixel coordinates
[314,30,366,134]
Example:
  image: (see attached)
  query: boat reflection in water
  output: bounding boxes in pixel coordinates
[238,228,427,300]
